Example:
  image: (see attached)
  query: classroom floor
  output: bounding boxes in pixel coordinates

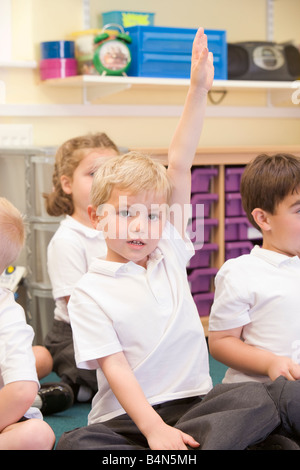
[41,355,228,446]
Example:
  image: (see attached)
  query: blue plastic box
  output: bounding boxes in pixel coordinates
[101,11,155,28]
[126,26,227,79]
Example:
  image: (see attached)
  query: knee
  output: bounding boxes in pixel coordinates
[33,346,53,379]
[22,419,55,450]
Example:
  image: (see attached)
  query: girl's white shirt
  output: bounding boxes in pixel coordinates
[47,215,106,323]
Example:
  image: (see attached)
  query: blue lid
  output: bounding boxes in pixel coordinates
[40,41,75,59]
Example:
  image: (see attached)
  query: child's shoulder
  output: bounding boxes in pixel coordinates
[0,286,25,321]
[218,249,259,276]
[0,286,15,303]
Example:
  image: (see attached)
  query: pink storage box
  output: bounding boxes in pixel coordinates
[188,267,218,294]
[191,167,218,193]
[225,217,250,241]
[225,241,253,260]
[193,291,215,317]
[191,193,218,218]
[225,167,245,192]
[187,218,218,244]
[40,58,77,80]
[225,192,245,217]
[188,243,218,269]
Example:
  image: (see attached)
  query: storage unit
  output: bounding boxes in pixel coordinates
[191,193,218,218]
[24,150,61,343]
[127,26,227,79]
[224,216,251,241]
[225,166,245,192]
[191,167,218,193]
[225,192,245,217]
[188,166,219,319]
[187,243,218,269]
[188,268,218,294]
[193,292,215,317]
[0,148,60,345]
[187,217,218,244]
[225,241,253,260]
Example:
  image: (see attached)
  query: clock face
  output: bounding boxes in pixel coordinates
[99,39,131,72]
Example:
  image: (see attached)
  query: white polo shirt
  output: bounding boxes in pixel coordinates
[0,287,41,419]
[209,245,300,383]
[68,221,212,424]
[47,215,107,323]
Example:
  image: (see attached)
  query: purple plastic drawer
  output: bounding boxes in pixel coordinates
[225,217,250,241]
[191,193,218,218]
[225,167,245,192]
[193,292,215,317]
[225,192,245,217]
[225,241,253,260]
[187,218,218,244]
[188,243,218,269]
[188,267,218,294]
[191,167,218,193]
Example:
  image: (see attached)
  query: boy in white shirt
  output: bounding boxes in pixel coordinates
[57,31,300,451]
[209,153,300,384]
[0,197,55,449]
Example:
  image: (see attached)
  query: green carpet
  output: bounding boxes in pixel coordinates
[41,356,228,446]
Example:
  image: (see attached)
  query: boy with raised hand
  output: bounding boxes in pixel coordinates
[57,29,290,451]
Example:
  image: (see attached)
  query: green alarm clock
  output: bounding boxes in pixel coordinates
[93,24,132,76]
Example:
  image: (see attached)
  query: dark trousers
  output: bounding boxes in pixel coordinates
[56,376,300,450]
[45,319,97,393]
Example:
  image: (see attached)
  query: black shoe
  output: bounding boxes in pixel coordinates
[38,382,74,416]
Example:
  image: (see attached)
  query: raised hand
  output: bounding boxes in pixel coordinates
[190,27,214,92]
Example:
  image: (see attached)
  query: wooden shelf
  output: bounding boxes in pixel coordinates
[136,145,300,165]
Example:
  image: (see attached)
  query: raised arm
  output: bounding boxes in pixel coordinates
[167,27,214,234]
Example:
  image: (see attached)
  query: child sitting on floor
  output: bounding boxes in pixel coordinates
[0,197,55,450]
[209,152,300,384]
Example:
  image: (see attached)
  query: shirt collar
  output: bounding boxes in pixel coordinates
[89,247,164,277]
[251,244,300,267]
[63,215,104,240]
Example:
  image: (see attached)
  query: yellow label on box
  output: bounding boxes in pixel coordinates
[121,13,151,27]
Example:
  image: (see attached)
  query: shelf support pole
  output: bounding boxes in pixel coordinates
[266,0,275,41]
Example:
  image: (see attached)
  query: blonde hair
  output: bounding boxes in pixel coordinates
[44,132,120,216]
[0,198,25,273]
[91,151,173,207]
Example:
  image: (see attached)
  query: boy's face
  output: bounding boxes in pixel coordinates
[89,187,168,268]
[262,190,300,257]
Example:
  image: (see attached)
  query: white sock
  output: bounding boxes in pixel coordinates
[32,393,43,409]
[77,385,93,402]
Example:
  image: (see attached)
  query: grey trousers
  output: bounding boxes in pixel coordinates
[56,377,300,450]
[56,377,300,451]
